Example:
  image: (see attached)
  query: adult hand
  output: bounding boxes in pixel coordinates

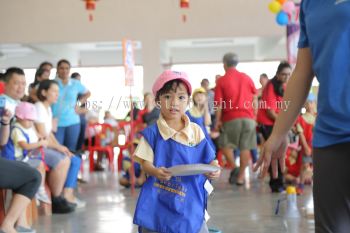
[58,145,74,157]
[214,120,222,131]
[253,134,288,178]
[1,109,12,124]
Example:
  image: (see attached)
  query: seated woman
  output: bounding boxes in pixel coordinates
[35,80,86,209]
[0,109,41,233]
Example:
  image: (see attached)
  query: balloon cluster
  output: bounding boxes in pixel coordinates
[268,0,296,26]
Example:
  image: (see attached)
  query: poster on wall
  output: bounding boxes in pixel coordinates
[286,4,300,67]
[123,39,135,86]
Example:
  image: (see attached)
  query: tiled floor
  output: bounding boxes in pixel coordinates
[34,168,315,233]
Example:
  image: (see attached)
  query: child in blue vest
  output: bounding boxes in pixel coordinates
[133,70,221,233]
[119,139,146,188]
[2,102,50,204]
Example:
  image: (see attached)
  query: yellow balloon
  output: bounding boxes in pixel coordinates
[268,1,281,14]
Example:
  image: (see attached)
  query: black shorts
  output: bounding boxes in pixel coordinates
[313,142,350,233]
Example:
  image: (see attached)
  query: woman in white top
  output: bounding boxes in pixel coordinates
[35,80,86,210]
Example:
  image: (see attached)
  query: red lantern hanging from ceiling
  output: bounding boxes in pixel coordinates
[180,0,189,8]
[83,0,99,22]
[180,0,189,22]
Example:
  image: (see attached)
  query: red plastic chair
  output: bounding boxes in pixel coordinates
[87,123,115,172]
[115,121,132,171]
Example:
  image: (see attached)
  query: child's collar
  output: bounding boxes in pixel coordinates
[157,114,193,141]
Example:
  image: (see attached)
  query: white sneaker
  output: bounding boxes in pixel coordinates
[16,226,36,233]
[35,186,51,204]
[74,198,86,209]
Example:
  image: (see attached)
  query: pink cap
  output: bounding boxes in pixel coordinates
[15,102,37,121]
[152,70,192,96]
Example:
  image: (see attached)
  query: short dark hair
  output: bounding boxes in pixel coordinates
[201,79,209,85]
[38,61,53,70]
[155,79,190,101]
[4,67,25,83]
[0,73,5,82]
[37,79,58,101]
[223,53,239,68]
[71,72,80,79]
[260,73,268,79]
[57,59,71,68]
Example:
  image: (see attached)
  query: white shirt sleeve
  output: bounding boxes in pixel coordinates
[34,102,52,136]
[12,127,27,144]
[35,102,46,123]
[134,137,154,164]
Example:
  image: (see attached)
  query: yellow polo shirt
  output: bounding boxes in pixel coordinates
[134,114,205,164]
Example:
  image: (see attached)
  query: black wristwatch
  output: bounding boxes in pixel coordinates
[1,121,9,126]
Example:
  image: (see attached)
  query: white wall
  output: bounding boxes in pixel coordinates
[0,0,283,44]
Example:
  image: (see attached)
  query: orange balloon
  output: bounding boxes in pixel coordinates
[278,0,287,4]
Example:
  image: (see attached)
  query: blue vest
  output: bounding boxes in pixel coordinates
[186,111,216,151]
[1,126,29,160]
[133,124,215,233]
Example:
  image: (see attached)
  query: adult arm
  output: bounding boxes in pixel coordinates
[35,121,72,156]
[253,95,258,116]
[266,109,278,121]
[214,81,223,130]
[0,109,12,146]
[78,91,91,104]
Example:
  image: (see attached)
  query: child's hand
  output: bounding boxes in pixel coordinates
[155,167,172,181]
[39,139,49,147]
[205,162,221,180]
[205,169,221,180]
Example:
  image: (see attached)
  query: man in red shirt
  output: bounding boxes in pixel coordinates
[0,73,5,95]
[214,53,258,185]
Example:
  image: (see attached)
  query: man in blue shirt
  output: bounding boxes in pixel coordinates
[255,1,350,232]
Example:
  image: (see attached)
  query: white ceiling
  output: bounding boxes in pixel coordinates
[0,36,286,69]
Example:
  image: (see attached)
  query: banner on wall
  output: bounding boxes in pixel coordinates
[123,39,135,86]
[286,4,300,67]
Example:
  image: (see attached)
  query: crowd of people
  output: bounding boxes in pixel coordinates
[2,1,350,232]
[0,55,317,233]
[0,60,90,233]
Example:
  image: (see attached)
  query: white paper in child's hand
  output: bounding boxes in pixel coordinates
[204,180,214,195]
[205,210,210,222]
